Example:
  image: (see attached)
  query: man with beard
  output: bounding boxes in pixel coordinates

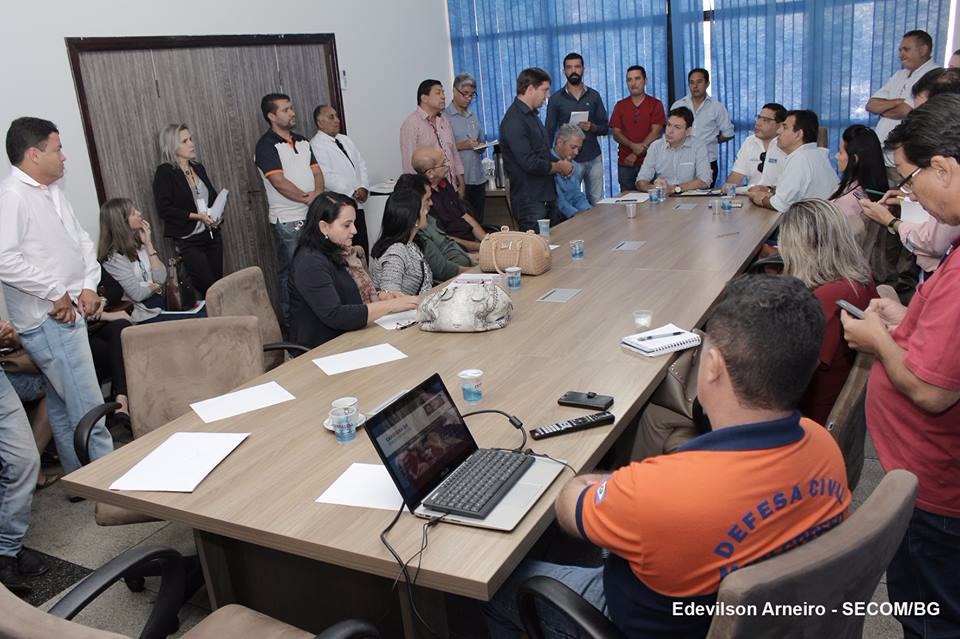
[545,52,609,205]
[671,68,734,187]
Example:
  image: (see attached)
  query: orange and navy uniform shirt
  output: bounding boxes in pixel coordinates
[576,412,849,637]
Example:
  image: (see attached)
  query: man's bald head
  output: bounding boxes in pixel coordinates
[412,147,447,185]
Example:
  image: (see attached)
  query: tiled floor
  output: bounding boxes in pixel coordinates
[18,427,903,638]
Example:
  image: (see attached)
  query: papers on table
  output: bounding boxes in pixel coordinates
[161,300,206,315]
[316,463,404,511]
[549,244,560,250]
[472,139,498,151]
[375,310,418,330]
[622,323,701,357]
[537,288,581,303]
[598,193,649,204]
[110,432,249,492]
[208,189,229,222]
[900,199,931,225]
[313,343,407,375]
[190,381,295,423]
[673,203,698,211]
[614,241,646,251]
[453,273,502,283]
[568,111,589,126]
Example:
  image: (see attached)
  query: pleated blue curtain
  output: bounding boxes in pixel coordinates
[447,0,671,196]
[709,0,952,179]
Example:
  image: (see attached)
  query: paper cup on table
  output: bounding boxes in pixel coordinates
[626,201,638,218]
[633,310,653,330]
[458,369,483,403]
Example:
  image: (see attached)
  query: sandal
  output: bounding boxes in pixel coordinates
[36,473,61,490]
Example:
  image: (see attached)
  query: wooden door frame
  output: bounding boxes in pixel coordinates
[65,33,344,204]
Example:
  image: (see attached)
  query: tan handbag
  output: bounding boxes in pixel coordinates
[649,329,705,420]
[479,227,551,276]
[416,281,512,332]
[0,347,40,375]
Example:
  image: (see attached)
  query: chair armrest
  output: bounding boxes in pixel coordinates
[49,545,185,638]
[263,341,310,356]
[748,253,783,274]
[74,402,121,466]
[314,619,380,639]
[518,576,624,639]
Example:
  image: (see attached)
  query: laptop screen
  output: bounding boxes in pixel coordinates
[365,374,478,511]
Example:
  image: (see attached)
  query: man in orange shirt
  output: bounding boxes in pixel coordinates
[484,275,850,638]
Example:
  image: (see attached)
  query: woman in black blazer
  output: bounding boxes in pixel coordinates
[152,124,223,296]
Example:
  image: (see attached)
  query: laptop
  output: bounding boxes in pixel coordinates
[365,373,564,531]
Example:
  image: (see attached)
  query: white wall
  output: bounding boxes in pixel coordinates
[0,0,454,236]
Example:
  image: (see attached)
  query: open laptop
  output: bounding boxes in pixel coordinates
[365,373,564,531]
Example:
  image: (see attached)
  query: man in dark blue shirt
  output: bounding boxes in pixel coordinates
[499,68,573,231]
[545,53,610,205]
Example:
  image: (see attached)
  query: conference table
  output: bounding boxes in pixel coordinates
[63,196,779,636]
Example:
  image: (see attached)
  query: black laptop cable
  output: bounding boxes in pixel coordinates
[461,408,527,452]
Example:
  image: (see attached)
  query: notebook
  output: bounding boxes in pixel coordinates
[622,323,701,357]
[364,373,564,531]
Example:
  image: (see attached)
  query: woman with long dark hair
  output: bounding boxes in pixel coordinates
[370,189,433,295]
[830,125,887,217]
[152,124,224,296]
[289,193,419,348]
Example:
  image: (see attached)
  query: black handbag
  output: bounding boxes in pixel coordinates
[162,257,196,311]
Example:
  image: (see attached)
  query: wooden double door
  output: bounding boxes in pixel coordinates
[69,35,343,305]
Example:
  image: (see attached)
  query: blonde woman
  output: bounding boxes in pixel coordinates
[780,198,876,423]
[152,124,223,296]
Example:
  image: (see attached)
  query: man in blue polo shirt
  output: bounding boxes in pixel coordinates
[254,93,324,330]
[483,275,850,638]
[546,52,610,205]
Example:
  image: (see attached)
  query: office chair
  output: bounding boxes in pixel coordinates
[0,545,380,639]
[518,470,918,639]
[74,316,266,596]
[204,266,309,369]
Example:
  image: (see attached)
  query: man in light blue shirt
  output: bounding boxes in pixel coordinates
[636,107,712,193]
[552,124,591,218]
[446,73,488,222]
[671,68,734,186]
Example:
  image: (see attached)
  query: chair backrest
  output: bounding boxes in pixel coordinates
[121,316,264,438]
[0,583,127,639]
[206,266,284,370]
[824,351,874,490]
[705,469,918,639]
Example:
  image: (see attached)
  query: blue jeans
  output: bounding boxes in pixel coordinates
[887,507,960,638]
[0,371,40,557]
[482,560,607,639]
[579,156,605,205]
[272,220,303,329]
[617,165,641,194]
[19,315,113,475]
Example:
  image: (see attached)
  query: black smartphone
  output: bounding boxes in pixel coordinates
[836,299,865,320]
[558,391,614,411]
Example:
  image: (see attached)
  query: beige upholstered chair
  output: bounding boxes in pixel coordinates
[0,546,378,639]
[205,266,308,370]
[517,470,918,639]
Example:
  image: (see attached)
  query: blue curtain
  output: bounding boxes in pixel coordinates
[710,0,952,181]
[447,0,671,197]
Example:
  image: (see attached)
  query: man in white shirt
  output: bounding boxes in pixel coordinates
[0,117,114,480]
[866,30,939,180]
[671,68,734,187]
[748,110,837,212]
[635,107,711,193]
[310,104,370,255]
[724,102,787,188]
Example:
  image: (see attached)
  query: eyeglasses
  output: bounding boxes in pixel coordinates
[756,114,777,123]
[757,151,767,174]
[456,87,477,100]
[897,166,924,194]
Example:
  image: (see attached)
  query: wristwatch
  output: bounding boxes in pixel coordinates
[674,185,682,194]
[886,218,900,235]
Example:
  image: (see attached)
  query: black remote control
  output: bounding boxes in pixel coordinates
[530,411,615,440]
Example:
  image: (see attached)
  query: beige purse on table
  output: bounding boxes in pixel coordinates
[479,227,551,276]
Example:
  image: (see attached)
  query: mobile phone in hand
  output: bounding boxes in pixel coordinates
[836,300,865,320]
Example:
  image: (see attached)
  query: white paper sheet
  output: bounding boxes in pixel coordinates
[190,381,295,423]
[159,300,206,315]
[313,343,407,375]
[537,288,581,303]
[568,111,589,125]
[549,244,559,250]
[110,432,249,492]
[453,273,502,283]
[673,203,698,211]
[598,193,650,204]
[472,139,499,150]
[900,199,932,225]
[316,463,404,511]
[208,189,229,222]
[614,241,646,251]
[375,310,417,330]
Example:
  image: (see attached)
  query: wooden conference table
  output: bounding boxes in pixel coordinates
[63,196,779,636]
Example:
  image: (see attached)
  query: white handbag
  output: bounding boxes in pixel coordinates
[416,281,513,332]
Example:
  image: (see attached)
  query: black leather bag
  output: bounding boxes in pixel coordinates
[163,257,196,311]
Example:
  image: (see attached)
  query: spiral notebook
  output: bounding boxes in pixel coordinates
[622,323,701,357]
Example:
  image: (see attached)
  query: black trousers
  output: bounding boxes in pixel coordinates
[173,229,223,297]
[352,208,369,258]
[710,161,719,188]
[463,183,487,225]
[89,319,131,397]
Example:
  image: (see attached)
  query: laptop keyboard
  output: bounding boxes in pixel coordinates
[423,449,534,519]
